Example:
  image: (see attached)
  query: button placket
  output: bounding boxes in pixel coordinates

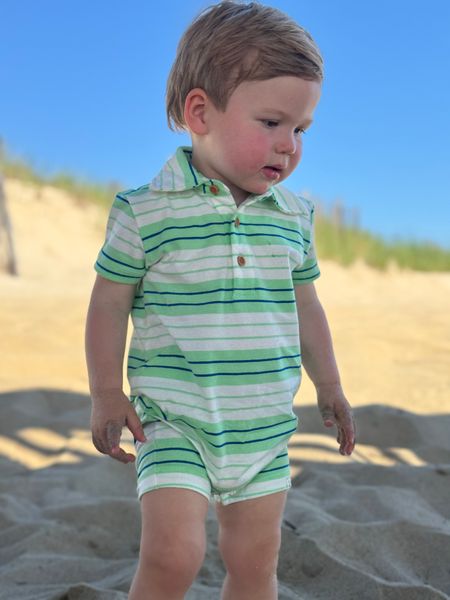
[232,212,245,269]
[231,209,253,298]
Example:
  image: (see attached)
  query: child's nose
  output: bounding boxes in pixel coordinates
[275,132,297,155]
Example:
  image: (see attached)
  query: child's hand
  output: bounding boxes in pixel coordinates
[90,389,147,463]
[316,383,356,456]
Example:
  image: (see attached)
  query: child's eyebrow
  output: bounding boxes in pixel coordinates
[298,118,314,129]
[259,109,314,128]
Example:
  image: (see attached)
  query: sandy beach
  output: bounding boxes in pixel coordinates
[1,178,449,599]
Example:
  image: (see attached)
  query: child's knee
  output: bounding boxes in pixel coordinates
[219,528,281,579]
[137,488,208,589]
[140,525,206,585]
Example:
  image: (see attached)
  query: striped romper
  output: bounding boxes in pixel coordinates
[95,147,320,504]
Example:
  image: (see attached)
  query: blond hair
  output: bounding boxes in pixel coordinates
[166,1,323,131]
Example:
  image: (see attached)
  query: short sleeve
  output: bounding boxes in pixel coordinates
[95,193,146,284]
[292,199,320,286]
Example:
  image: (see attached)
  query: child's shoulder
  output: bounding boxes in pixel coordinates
[111,182,170,220]
[114,183,154,206]
[273,184,316,221]
[113,148,190,207]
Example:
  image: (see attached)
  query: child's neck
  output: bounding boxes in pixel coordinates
[189,146,249,207]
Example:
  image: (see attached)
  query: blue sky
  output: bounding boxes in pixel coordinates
[1,0,449,247]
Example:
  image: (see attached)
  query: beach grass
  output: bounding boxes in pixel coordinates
[315,206,450,272]
[0,143,120,209]
[1,143,449,272]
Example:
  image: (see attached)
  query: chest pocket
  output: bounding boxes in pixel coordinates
[148,247,234,287]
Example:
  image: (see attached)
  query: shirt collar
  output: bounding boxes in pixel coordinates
[149,147,214,193]
[150,146,303,215]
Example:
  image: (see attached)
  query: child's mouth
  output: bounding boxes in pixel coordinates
[262,166,282,181]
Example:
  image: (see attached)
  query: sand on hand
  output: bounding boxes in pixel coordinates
[1,178,449,600]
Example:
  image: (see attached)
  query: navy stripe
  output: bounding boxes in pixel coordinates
[146,232,231,253]
[162,415,295,438]
[275,452,289,459]
[199,418,295,437]
[208,426,298,448]
[139,446,201,464]
[186,155,199,186]
[135,400,296,442]
[154,353,301,365]
[129,364,300,376]
[142,220,233,241]
[232,231,302,246]
[142,299,296,308]
[294,263,318,274]
[240,220,310,243]
[96,262,141,280]
[294,272,320,282]
[145,231,304,254]
[116,194,130,204]
[100,249,144,271]
[259,464,290,474]
[138,458,206,477]
[132,408,297,449]
[144,286,293,297]
[142,220,309,245]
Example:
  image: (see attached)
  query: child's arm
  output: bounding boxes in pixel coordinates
[85,275,146,463]
[295,282,355,456]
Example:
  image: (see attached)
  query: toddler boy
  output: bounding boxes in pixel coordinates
[86,2,355,598]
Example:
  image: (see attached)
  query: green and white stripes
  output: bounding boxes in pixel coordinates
[135,421,291,504]
[95,146,320,496]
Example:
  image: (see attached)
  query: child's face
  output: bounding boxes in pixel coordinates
[194,76,321,204]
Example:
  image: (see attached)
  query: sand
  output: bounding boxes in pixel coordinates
[1,178,449,599]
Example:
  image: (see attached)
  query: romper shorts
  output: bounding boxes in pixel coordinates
[135,421,292,505]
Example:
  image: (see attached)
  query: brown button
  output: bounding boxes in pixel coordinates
[237,255,246,267]
[209,184,219,195]
[234,217,241,227]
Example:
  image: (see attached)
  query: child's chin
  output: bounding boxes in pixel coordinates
[254,182,276,195]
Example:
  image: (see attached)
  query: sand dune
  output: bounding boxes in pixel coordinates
[1,178,449,599]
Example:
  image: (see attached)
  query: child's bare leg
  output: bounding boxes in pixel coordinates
[216,491,287,600]
[129,488,209,600]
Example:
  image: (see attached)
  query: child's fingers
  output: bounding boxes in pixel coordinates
[318,394,356,455]
[105,421,137,463]
[338,414,356,456]
[91,433,107,455]
[322,405,355,455]
[126,407,147,443]
[105,420,123,453]
[92,424,115,455]
[92,410,145,462]
[319,406,336,428]
[110,445,136,464]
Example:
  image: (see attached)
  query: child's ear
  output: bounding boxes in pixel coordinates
[184,88,210,135]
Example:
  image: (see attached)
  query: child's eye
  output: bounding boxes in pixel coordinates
[294,127,306,136]
[262,120,279,128]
